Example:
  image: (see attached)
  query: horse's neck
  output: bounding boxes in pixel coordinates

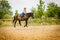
[27,14,31,18]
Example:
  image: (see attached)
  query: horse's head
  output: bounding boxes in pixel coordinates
[31,13,34,19]
[27,13,34,19]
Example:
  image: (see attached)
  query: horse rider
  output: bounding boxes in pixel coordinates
[21,8,26,18]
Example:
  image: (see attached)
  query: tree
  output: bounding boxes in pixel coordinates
[46,2,60,19]
[55,6,60,19]
[0,0,12,19]
[31,0,45,18]
[15,10,18,15]
[31,7,38,18]
[37,0,44,18]
[46,2,57,17]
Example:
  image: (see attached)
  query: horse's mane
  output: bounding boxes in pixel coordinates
[26,12,33,15]
[19,12,32,14]
[27,12,33,14]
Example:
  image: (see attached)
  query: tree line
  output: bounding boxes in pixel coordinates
[31,0,60,19]
[0,0,12,19]
[0,0,60,19]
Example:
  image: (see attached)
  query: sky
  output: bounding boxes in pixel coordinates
[8,0,60,15]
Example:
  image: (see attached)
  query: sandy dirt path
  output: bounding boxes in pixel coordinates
[0,25,60,40]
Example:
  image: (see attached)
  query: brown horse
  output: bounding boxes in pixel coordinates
[13,13,34,27]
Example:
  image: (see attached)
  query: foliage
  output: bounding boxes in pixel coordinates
[15,10,18,15]
[31,7,38,18]
[46,2,60,19]
[37,0,44,18]
[0,19,60,27]
[31,0,60,19]
[31,0,45,18]
[0,0,12,19]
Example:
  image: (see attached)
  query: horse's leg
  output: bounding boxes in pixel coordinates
[14,20,17,27]
[26,20,28,27]
[19,20,21,26]
[13,17,15,23]
[13,19,14,23]
[24,20,28,27]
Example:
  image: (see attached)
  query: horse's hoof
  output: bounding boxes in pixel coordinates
[24,26,25,27]
[26,26,28,27]
[24,25,28,27]
[14,27,15,28]
[14,26,16,27]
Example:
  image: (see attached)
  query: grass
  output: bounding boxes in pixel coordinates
[0,18,60,27]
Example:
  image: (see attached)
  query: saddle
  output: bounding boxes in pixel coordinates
[18,14,27,19]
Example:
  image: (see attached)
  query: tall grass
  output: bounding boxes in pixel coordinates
[0,18,60,27]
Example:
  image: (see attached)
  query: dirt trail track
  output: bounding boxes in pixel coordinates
[0,25,60,40]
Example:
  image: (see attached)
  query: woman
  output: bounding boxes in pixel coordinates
[21,8,26,18]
